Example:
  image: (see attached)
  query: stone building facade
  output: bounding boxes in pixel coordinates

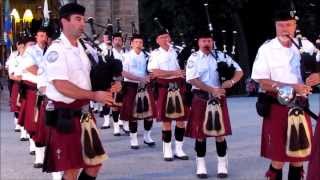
[77,0,139,36]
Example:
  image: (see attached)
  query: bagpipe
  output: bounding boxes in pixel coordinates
[80,17,123,91]
[202,1,237,84]
[286,31,320,83]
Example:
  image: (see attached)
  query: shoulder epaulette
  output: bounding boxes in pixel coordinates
[263,39,271,45]
[192,52,199,56]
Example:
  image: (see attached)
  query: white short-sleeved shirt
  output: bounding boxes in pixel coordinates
[251,37,316,84]
[20,44,45,83]
[147,47,180,72]
[123,49,148,83]
[113,48,124,62]
[98,43,124,62]
[13,55,24,76]
[6,51,19,75]
[186,50,242,89]
[44,33,92,103]
[37,59,47,89]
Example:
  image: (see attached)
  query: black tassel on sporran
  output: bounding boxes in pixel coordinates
[298,123,309,149]
[84,129,96,158]
[91,127,105,155]
[214,111,222,131]
[289,124,300,151]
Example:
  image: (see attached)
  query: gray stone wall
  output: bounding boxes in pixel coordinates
[78,0,139,39]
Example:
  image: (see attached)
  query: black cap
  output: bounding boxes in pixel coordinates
[22,36,36,44]
[59,3,85,19]
[130,33,144,41]
[113,32,122,38]
[36,26,48,34]
[155,28,169,37]
[273,9,296,21]
[197,31,213,40]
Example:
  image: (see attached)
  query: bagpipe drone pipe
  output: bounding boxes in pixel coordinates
[81,17,123,91]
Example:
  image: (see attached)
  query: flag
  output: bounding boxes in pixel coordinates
[43,0,50,27]
[3,0,12,49]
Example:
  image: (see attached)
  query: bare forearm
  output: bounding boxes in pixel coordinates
[53,80,95,100]
[189,78,213,93]
[26,65,38,75]
[122,71,143,82]
[231,71,244,83]
[152,69,179,78]
[257,79,292,92]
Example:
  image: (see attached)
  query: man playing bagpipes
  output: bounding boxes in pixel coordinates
[14,37,36,142]
[98,31,129,135]
[42,3,113,180]
[251,7,318,180]
[19,28,48,168]
[6,39,25,135]
[120,34,156,149]
[147,25,189,161]
[185,31,243,179]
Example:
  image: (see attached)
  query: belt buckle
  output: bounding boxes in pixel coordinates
[81,104,90,113]
[138,82,146,91]
[168,82,174,91]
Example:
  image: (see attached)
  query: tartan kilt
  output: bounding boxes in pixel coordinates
[260,103,312,162]
[156,78,188,122]
[22,81,38,136]
[120,82,156,121]
[10,81,20,112]
[33,100,48,147]
[43,100,100,172]
[185,94,231,139]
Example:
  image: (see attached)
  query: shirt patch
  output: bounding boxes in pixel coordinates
[36,50,42,56]
[187,60,195,69]
[47,51,59,63]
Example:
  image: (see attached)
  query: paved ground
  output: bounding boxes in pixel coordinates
[0,79,319,180]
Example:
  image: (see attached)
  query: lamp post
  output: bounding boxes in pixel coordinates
[10,8,20,43]
[22,9,33,36]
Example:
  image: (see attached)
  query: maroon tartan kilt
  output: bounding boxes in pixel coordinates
[43,100,100,172]
[156,78,188,122]
[18,99,26,126]
[10,81,20,112]
[185,94,231,139]
[307,115,320,180]
[33,100,48,147]
[261,103,312,162]
[120,82,156,121]
[22,81,38,136]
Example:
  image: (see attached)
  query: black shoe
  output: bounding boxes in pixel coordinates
[20,137,29,141]
[29,151,35,155]
[131,145,139,150]
[113,133,121,136]
[174,154,189,160]
[164,157,174,161]
[33,163,43,168]
[100,126,110,129]
[197,174,208,179]
[144,141,155,147]
[122,129,130,136]
[14,129,21,132]
[217,173,228,178]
